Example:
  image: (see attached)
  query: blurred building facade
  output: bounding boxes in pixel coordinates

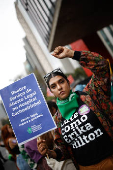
[0,101,7,119]
[14,0,113,85]
[0,100,7,128]
[23,36,47,93]
[15,0,81,76]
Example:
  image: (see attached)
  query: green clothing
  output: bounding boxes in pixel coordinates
[56,90,78,120]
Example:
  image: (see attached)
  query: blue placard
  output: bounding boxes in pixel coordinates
[0,73,57,145]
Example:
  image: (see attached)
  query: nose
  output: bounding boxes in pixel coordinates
[57,84,62,90]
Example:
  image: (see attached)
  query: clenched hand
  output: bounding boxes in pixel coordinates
[52,46,74,59]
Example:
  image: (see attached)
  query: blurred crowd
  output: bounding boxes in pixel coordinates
[0,100,76,170]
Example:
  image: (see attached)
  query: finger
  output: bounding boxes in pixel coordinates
[38,146,47,155]
[40,146,46,152]
[51,54,61,59]
[55,46,62,50]
[37,139,45,147]
[55,46,63,50]
[40,149,47,156]
[38,142,48,150]
[54,46,63,54]
[42,144,48,150]
[54,48,59,53]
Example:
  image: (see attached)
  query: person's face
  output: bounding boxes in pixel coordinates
[49,75,70,100]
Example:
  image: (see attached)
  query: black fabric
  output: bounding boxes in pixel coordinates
[73,51,81,61]
[77,91,113,127]
[4,160,18,170]
[54,148,62,161]
[8,143,20,155]
[0,154,5,170]
[60,95,113,166]
[0,160,5,170]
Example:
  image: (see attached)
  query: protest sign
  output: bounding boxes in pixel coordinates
[0,73,57,145]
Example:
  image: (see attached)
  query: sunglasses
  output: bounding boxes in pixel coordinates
[44,68,63,83]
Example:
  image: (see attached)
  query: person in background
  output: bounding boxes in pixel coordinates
[1,124,31,170]
[74,76,91,92]
[0,138,20,170]
[24,137,52,170]
[24,101,57,170]
[37,46,113,170]
[19,101,57,170]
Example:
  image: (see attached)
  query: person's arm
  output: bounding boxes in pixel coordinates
[8,137,18,149]
[7,137,20,155]
[74,50,111,110]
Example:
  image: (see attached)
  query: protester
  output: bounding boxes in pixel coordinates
[23,101,57,170]
[37,46,113,170]
[1,124,31,170]
[24,138,52,170]
[19,101,57,170]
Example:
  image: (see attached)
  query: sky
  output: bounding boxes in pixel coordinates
[0,0,26,89]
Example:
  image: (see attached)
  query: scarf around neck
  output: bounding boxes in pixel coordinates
[56,90,78,120]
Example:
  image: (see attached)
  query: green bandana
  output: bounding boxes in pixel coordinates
[56,90,78,120]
